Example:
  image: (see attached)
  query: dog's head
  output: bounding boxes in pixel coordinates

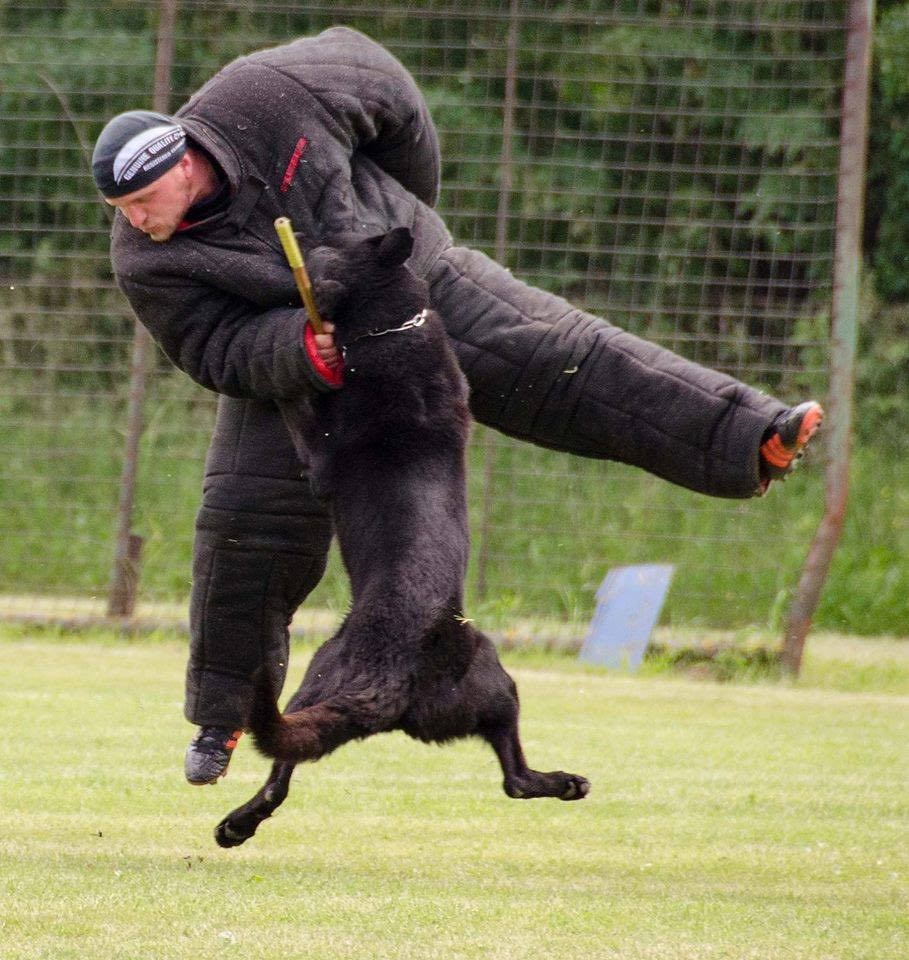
[306,228,427,341]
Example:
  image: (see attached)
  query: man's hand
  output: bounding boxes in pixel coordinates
[302,319,343,390]
[312,321,341,369]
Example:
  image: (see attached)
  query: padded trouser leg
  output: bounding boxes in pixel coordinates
[429,246,786,498]
[185,396,332,729]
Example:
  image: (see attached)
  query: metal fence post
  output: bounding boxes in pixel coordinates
[106,0,179,616]
[782,0,875,674]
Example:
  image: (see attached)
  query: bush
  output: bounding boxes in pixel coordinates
[855,276,909,448]
[868,4,909,299]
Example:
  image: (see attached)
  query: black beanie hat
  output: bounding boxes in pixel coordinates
[92,110,187,198]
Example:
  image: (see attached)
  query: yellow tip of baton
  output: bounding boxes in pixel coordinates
[274,216,324,334]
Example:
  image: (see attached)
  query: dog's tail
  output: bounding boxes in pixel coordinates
[247,667,288,758]
[248,668,355,763]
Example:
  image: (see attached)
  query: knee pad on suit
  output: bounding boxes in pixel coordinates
[184,395,335,727]
[185,475,333,728]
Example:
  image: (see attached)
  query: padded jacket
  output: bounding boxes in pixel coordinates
[110,26,451,399]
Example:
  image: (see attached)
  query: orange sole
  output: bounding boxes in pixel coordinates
[797,404,824,445]
[759,403,824,470]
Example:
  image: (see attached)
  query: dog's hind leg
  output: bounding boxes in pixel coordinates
[213,649,376,848]
[468,638,590,801]
[214,761,296,848]
[252,697,370,761]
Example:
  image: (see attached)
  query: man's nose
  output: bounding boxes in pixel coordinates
[125,205,146,228]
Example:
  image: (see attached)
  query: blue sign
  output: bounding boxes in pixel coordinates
[578,564,675,670]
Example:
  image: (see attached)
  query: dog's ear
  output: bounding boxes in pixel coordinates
[375,227,414,267]
[313,278,346,319]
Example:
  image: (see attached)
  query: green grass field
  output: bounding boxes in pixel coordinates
[1,628,906,959]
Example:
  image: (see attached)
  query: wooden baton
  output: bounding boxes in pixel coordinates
[274,216,325,335]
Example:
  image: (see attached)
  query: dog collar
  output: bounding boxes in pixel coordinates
[341,309,429,359]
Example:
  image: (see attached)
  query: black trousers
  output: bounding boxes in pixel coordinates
[185,246,784,727]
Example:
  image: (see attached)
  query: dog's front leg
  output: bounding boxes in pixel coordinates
[484,721,590,801]
[468,637,591,801]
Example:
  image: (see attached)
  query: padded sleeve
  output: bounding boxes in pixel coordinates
[117,273,337,399]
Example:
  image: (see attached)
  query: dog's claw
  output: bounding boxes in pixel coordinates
[560,776,590,801]
[215,819,253,848]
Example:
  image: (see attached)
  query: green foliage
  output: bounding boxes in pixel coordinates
[1,2,846,389]
[0,4,154,275]
[869,3,909,299]
[1,394,905,636]
[498,16,840,346]
[855,274,909,447]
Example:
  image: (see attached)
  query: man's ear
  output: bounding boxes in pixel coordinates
[313,278,346,319]
[376,227,414,267]
[177,150,192,174]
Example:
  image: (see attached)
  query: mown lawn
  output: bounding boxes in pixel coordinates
[0,630,906,960]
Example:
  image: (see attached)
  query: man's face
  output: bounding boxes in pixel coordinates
[105,156,193,242]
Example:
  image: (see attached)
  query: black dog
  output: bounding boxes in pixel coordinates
[215,228,589,848]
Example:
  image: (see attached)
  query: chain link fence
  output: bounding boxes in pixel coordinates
[0,1,868,657]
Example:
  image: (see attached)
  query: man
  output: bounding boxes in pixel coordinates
[91,27,822,785]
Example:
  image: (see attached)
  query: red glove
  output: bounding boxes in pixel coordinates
[303,321,343,390]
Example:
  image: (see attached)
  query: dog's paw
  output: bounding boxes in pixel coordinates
[504,770,591,800]
[214,817,254,848]
[559,774,590,801]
